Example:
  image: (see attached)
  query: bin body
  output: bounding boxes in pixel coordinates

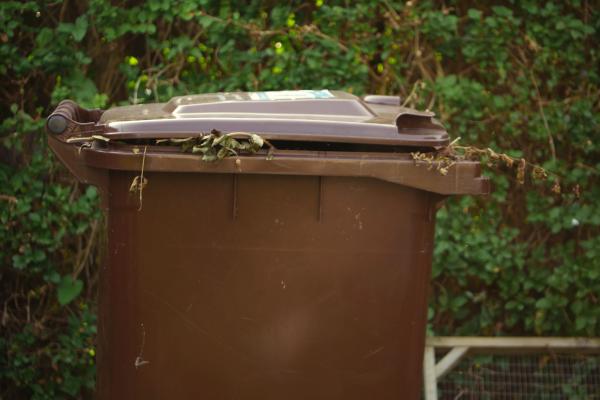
[97,171,436,399]
[46,90,489,399]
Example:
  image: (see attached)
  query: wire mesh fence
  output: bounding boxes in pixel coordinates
[437,353,600,399]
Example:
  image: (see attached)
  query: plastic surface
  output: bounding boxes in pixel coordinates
[46,99,104,136]
[97,90,449,147]
[46,91,490,399]
[97,172,438,400]
[363,94,401,106]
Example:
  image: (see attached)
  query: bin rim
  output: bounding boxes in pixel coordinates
[45,92,491,196]
[47,135,490,196]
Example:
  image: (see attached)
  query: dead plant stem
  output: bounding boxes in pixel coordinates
[138,146,147,211]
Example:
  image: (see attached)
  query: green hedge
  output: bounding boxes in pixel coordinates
[1,1,598,397]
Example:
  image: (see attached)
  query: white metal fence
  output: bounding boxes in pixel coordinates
[424,337,600,400]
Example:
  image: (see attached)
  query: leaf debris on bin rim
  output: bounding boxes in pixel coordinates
[66,129,275,162]
[410,137,580,198]
[155,130,274,162]
[66,132,578,198]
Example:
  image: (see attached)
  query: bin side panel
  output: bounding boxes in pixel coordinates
[98,171,435,400]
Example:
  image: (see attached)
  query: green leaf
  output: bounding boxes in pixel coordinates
[535,297,552,310]
[467,9,482,20]
[72,16,88,42]
[57,276,83,306]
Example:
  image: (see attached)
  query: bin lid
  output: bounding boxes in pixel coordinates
[46,92,490,196]
[98,90,449,148]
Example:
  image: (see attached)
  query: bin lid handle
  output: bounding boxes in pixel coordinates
[46,100,106,139]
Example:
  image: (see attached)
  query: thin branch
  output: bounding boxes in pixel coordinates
[530,71,557,161]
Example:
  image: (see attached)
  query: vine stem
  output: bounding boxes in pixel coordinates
[138,146,147,212]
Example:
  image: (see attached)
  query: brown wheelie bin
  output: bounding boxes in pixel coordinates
[46,90,489,399]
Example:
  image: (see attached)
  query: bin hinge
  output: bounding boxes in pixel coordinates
[46,100,107,141]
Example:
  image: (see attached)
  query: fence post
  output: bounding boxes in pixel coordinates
[423,345,438,400]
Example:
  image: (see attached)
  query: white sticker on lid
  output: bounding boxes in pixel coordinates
[248,90,334,101]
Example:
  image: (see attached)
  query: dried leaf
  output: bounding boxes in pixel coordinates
[499,154,514,167]
[129,176,147,193]
[212,134,228,146]
[266,149,275,160]
[217,147,231,159]
[169,137,194,143]
[250,133,264,148]
[77,142,92,154]
[226,138,241,150]
[516,158,527,184]
[488,149,500,160]
[551,180,561,194]
[532,166,548,180]
[192,145,209,154]
[129,176,139,192]
[149,131,270,162]
[202,153,218,162]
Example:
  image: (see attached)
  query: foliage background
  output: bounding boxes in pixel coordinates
[1,0,599,398]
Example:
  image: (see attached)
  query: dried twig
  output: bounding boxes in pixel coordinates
[401,80,424,107]
[530,71,557,161]
[0,194,17,203]
[129,146,148,211]
[72,219,99,279]
[411,138,578,197]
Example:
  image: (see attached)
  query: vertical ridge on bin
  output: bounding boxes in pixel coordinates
[318,176,324,222]
[232,174,239,220]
